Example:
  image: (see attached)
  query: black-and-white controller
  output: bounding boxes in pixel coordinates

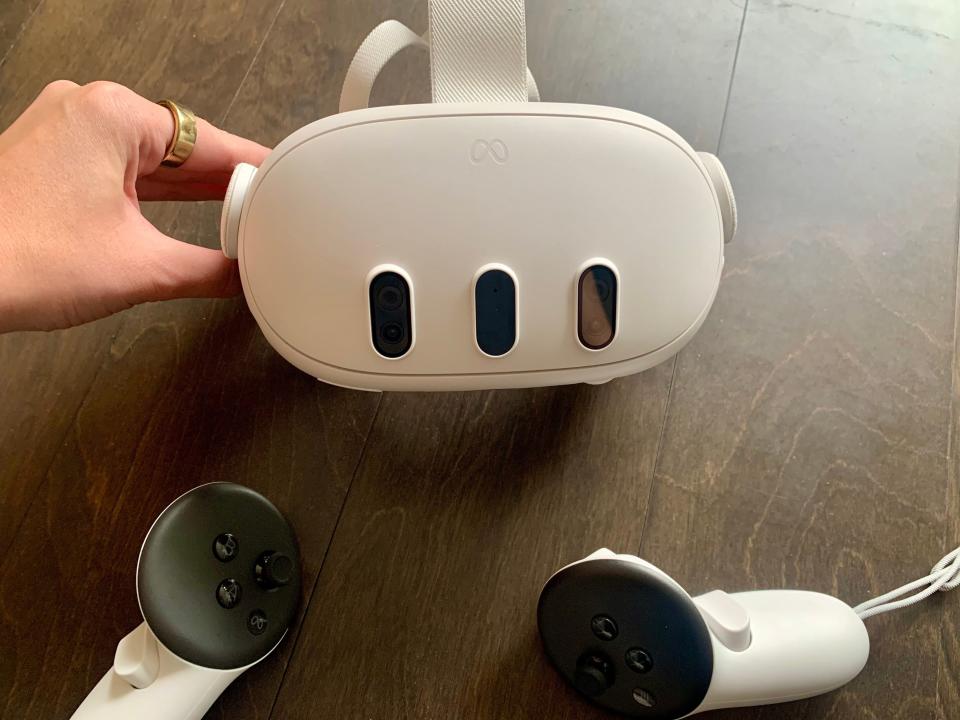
[538,549,870,718]
[71,483,301,720]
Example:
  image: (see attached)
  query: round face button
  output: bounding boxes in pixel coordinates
[217,579,242,609]
[591,614,618,641]
[213,533,239,562]
[625,647,653,673]
[138,484,301,670]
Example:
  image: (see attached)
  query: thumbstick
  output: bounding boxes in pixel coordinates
[255,551,293,589]
[575,652,614,697]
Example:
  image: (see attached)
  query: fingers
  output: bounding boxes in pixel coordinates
[56,81,268,201]
[137,115,270,202]
[178,117,271,174]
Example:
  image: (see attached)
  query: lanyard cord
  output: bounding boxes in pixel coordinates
[853,545,960,620]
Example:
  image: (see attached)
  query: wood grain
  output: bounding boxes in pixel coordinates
[1,1,959,720]
[0,0,288,561]
[0,2,378,719]
[639,2,960,719]
[0,0,40,66]
[264,2,745,718]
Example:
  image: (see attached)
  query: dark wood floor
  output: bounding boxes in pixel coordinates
[1,1,958,718]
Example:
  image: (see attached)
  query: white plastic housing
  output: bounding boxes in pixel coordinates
[692,590,869,715]
[231,102,727,391]
[70,623,246,720]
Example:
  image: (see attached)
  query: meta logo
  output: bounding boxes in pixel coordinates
[470,138,509,165]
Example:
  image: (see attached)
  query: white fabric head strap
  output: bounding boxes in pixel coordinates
[428,0,528,103]
[339,2,538,114]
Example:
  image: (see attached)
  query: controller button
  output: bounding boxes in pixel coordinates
[247,610,268,636]
[216,579,243,609]
[213,533,240,562]
[590,614,618,641]
[632,688,656,708]
[575,652,614,697]
[255,551,294,590]
[625,647,653,674]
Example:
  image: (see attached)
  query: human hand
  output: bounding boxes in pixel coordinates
[0,80,269,333]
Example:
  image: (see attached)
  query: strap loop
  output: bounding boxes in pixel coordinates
[340,8,538,114]
[429,0,529,103]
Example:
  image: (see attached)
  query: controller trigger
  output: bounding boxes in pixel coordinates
[113,622,160,689]
[693,590,752,652]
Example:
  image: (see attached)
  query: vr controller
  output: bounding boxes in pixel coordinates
[70,484,301,720]
[538,549,871,718]
[218,1,737,392]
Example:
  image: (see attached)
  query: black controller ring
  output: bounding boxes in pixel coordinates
[538,558,713,718]
[137,483,300,669]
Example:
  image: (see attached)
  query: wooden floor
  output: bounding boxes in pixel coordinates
[1,1,958,718]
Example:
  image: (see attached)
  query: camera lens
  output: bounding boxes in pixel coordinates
[380,322,403,344]
[594,280,610,302]
[369,270,412,358]
[376,285,403,311]
[578,264,617,350]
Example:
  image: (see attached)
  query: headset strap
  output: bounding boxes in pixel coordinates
[429,0,529,103]
[340,0,538,114]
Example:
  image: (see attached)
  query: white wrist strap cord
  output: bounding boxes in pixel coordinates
[853,544,960,620]
[339,0,539,114]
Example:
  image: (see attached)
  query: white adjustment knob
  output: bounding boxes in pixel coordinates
[697,152,737,244]
[113,622,160,689]
[220,162,258,260]
[694,589,752,652]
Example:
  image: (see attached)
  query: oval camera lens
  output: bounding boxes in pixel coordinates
[594,280,611,302]
[377,285,403,311]
[369,270,413,358]
[578,264,617,350]
[380,322,403,344]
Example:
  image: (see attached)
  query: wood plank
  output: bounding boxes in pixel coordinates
[936,196,960,719]
[0,0,284,556]
[639,2,960,719]
[0,3,386,720]
[265,1,746,717]
[0,0,40,66]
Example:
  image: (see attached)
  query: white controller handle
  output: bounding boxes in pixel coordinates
[693,590,869,713]
[70,623,246,720]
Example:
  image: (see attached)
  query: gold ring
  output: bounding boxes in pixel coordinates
[157,99,198,167]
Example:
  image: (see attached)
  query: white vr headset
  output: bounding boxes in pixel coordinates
[219,0,737,392]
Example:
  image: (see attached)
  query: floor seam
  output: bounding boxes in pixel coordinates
[636,0,749,553]
[220,0,289,126]
[264,394,384,720]
[0,0,45,72]
[717,0,749,157]
[636,355,679,550]
[932,141,960,719]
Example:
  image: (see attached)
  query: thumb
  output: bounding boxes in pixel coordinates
[130,224,242,303]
